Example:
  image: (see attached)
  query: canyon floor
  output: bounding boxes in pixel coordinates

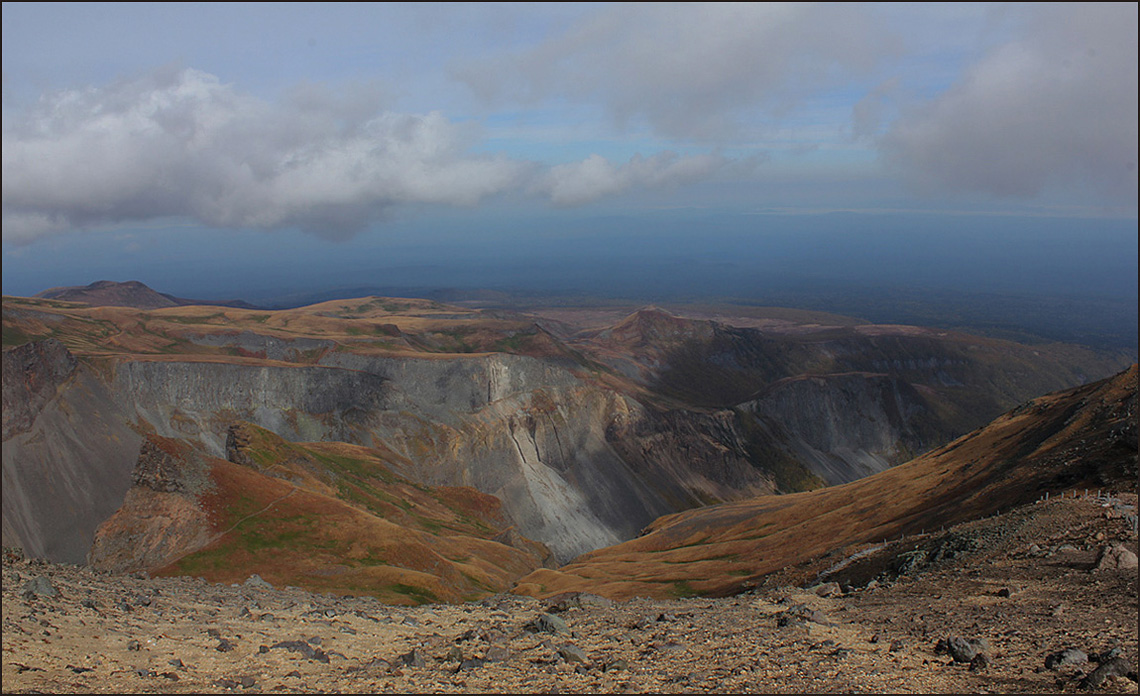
[3,492,1136,694]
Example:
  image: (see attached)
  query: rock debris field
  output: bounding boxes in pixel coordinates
[3,494,1137,694]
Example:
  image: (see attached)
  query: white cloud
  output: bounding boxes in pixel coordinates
[2,68,532,244]
[881,3,1138,205]
[456,3,896,140]
[2,66,741,244]
[537,152,727,206]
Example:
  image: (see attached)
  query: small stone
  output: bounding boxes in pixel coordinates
[526,613,570,635]
[1045,648,1088,669]
[127,639,141,651]
[997,588,1011,598]
[1095,544,1138,570]
[398,648,426,668]
[22,576,58,599]
[244,574,273,589]
[270,640,329,663]
[458,657,485,671]
[937,636,989,663]
[1080,657,1132,690]
[1092,647,1123,663]
[557,644,588,664]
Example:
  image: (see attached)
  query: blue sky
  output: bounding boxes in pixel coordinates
[2,3,1137,302]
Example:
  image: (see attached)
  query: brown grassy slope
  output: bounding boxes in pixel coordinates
[514,364,1137,600]
[1,295,553,360]
[95,427,550,605]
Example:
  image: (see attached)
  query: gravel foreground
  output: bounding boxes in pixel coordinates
[3,494,1137,694]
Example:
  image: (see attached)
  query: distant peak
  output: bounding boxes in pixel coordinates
[88,279,146,289]
[616,306,685,328]
[33,280,257,310]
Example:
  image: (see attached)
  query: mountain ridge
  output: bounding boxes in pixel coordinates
[2,288,1134,580]
[35,279,260,310]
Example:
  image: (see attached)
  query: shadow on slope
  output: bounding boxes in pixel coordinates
[514,365,1137,600]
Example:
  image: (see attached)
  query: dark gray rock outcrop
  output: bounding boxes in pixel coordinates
[2,339,77,440]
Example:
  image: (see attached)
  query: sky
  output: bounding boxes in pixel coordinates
[2,2,1137,308]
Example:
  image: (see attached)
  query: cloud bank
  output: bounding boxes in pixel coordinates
[882,3,1138,204]
[2,68,529,244]
[457,3,894,140]
[3,67,726,245]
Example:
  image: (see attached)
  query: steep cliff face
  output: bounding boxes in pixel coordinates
[186,331,335,361]
[106,355,682,562]
[2,341,141,564]
[315,352,582,423]
[113,360,392,454]
[1,339,77,440]
[740,372,942,484]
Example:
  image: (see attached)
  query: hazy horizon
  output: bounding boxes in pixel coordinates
[3,4,1136,348]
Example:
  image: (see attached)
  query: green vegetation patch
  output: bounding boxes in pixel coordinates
[162,312,227,325]
[735,409,827,493]
[669,580,701,598]
[2,324,42,347]
[389,582,439,605]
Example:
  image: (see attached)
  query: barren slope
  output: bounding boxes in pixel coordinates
[3,488,1135,694]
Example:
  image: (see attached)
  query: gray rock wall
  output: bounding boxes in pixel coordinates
[2,363,142,564]
[741,372,938,484]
